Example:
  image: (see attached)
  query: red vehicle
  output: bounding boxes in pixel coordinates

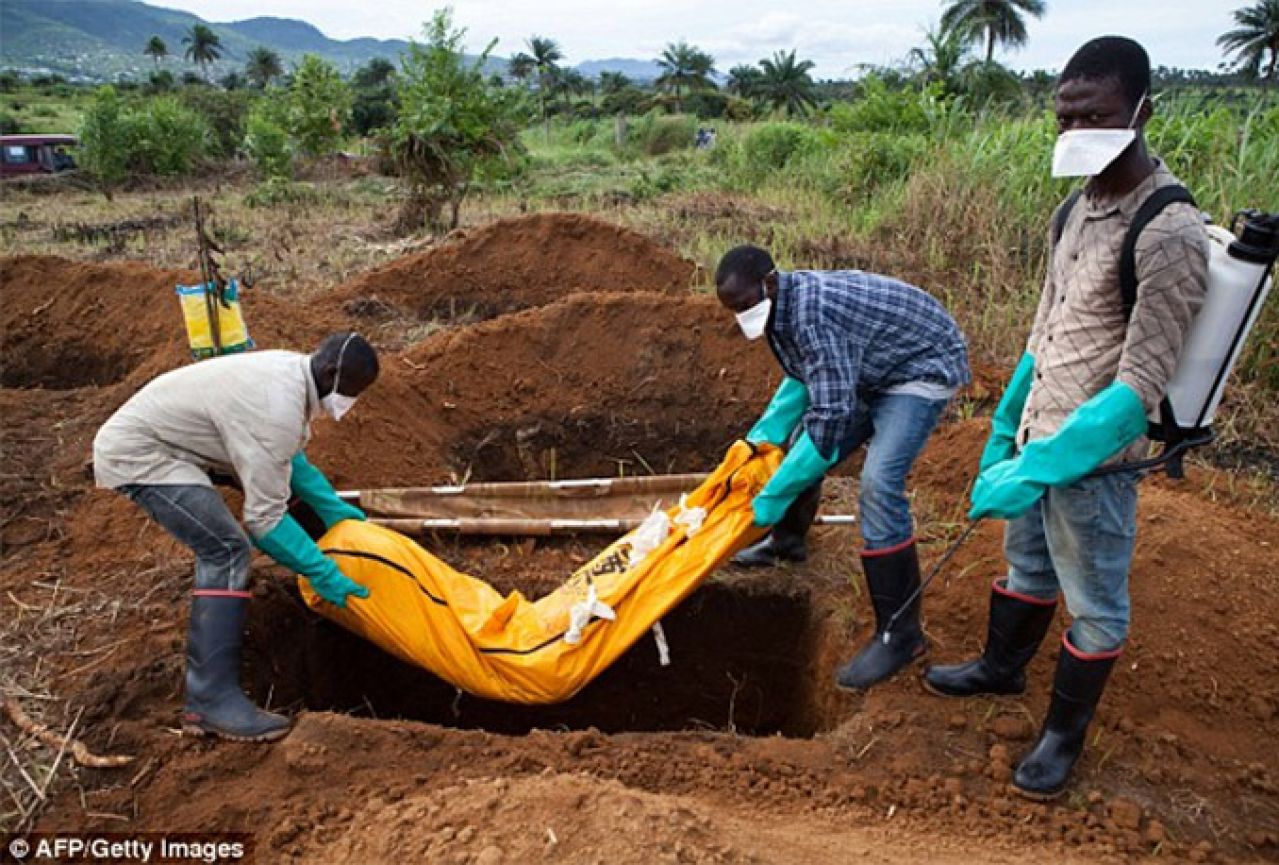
[1,134,79,176]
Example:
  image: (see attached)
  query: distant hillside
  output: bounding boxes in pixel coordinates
[0,0,669,86]
[575,58,664,82]
[0,0,416,80]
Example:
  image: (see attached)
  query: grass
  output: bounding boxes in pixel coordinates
[1,85,90,135]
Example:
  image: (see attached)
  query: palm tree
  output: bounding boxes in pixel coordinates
[143,36,168,69]
[908,27,971,94]
[245,46,283,89]
[756,50,817,115]
[182,23,223,81]
[726,63,762,98]
[527,35,563,139]
[555,68,591,115]
[507,52,536,86]
[598,70,631,96]
[1218,0,1279,80]
[656,41,716,112]
[940,0,1046,64]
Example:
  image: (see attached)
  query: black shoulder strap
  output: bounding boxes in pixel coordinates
[1118,184,1196,320]
[1052,189,1084,248]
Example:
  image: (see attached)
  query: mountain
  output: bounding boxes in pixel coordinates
[0,0,666,86]
[574,58,664,83]
[0,0,415,80]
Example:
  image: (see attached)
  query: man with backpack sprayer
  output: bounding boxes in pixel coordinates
[923,37,1211,800]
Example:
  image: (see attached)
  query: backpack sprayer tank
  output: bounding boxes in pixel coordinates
[1158,211,1279,437]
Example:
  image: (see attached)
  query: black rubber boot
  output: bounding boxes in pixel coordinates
[732,481,821,567]
[1013,633,1119,800]
[835,541,927,691]
[183,593,291,742]
[923,579,1057,697]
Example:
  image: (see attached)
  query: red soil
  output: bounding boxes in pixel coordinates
[2,214,1277,864]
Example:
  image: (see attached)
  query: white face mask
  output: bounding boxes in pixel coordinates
[321,392,357,421]
[734,270,775,341]
[320,334,359,421]
[1051,91,1146,178]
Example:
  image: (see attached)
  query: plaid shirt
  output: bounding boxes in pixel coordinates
[767,270,970,458]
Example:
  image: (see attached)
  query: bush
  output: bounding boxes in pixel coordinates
[78,86,130,186]
[244,177,324,207]
[352,81,396,136]
[287,54,352,157]
[0,113,20,134]
[739,121,824,174]
[829,77,956,136]
[628,111,697,156]
[244,105,292,179]
[684,90,728,119]
[128,97,209,174]
[79,87,210,183]
[180,87,252,158]
[147,70,175,92]
[805,131,929,202]
[0,70,19,93]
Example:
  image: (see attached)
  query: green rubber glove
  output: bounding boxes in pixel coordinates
[747,378,810,447]
[256,514,370,607]
[290,452,365,530]
[969,381,1147,520]
[979,353,1036,472]
[752,430,838,527]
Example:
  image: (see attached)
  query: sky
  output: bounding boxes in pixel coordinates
[152,1,1244,78]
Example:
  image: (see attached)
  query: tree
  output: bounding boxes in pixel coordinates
[390,10,524,232]
[352,58,398,136]
[182,24,223,81]
[940,0,1046,64]
[599,73,644,115]
[907,27,971,95]
[507,52,536,85]
[354,57,396,88]
[554,67,590,115]
[726,64,762,98]
[1218,0,1279,80]
[144,36,168,69]
[756,50,817,115]
[245,46,283,89]
[656,41,716,112]
[286,54,352,156]
[526,36,563,138]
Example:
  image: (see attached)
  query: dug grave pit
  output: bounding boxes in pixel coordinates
[242,542,842,740]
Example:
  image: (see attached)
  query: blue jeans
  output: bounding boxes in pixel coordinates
[830,393,949,551]
[1004,471,1140,653]
[120,484,252,591]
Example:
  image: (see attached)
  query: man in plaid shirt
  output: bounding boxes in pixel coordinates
[716,245,970,691]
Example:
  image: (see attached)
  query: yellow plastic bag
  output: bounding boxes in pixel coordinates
[300,441,782,704]
[176,280,254,359]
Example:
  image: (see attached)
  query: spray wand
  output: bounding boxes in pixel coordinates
[881,518,982,644]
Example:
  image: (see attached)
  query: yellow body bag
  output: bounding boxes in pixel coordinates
[300,441,782,704]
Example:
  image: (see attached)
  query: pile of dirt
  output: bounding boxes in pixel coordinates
[0,255,351,541]
[329,212,699,325]
[309,291,778,488]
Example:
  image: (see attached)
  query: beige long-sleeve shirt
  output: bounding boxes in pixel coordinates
[93,350,319,537]
[1020,161,1210,463]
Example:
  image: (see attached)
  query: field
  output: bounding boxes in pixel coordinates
[2,92,1279,864]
